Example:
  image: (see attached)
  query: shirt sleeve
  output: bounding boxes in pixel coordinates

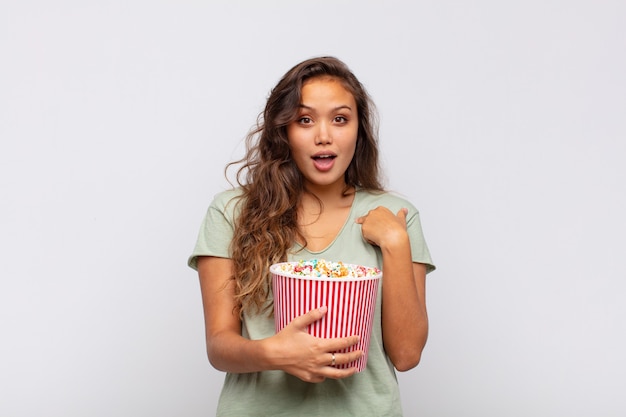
[404,201,436,273]
[187,190,240,270]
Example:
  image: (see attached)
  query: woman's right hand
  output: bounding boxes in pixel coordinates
[198,256,361,382]
[264,306,363,383]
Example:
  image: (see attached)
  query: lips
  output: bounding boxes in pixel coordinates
[311,153,336,171]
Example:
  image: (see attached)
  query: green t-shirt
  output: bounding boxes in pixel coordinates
[189,188,435,417]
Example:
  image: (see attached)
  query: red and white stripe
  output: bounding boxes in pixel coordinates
[272,272,380,372]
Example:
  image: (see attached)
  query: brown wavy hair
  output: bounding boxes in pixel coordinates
[227,56,384,316]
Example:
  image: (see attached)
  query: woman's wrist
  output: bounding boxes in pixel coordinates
[379,228,410,253]
[255,335,283,372]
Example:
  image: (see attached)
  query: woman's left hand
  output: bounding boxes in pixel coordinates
[355,206,409,249]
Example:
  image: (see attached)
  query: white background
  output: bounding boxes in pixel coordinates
[1,1,625,416]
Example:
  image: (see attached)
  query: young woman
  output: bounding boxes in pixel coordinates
[188,56,435,416]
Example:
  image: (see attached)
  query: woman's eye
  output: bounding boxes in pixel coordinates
[334,116,348,123]
[298,117,312,124]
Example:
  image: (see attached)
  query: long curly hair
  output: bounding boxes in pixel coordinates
[227,56,384,316]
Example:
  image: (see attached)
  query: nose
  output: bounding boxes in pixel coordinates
[315,121,332,145]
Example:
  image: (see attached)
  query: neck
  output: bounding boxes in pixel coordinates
[303,182,354,205]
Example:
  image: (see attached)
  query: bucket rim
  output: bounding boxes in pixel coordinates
[270,261,382,282]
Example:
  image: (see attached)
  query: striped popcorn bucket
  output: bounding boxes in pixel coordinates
[270,262,381,372]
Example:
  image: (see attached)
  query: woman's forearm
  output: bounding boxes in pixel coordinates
[380,233,429,371]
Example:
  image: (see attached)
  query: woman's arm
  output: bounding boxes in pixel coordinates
[356,207,429,371]
[196,256,363,382]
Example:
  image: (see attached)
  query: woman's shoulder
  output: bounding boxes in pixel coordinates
[355,188,418,211]
[206,187,246,221]
[210,187,244,207]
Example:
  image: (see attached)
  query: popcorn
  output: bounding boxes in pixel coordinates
[274,259,380,279]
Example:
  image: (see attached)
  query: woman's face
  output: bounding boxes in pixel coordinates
[287,77,358,194]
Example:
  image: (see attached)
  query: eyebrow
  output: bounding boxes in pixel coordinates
[298,104,353,112]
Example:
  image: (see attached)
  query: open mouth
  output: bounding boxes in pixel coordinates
[311,154,336,171]
[312,154,336,161]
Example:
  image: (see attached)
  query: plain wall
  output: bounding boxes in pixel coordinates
[1,1,625,416]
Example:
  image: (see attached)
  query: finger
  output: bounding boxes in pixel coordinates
[290,306,327,330]
[355,216,365,224]
[325,367,359,380]
[323,351,363,379]
[324,335,361,352]
[334,349,363,366]
[396,207,408,225]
